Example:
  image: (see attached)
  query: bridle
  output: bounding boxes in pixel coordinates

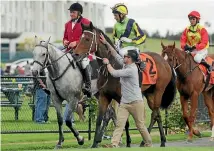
[33,42,73,81]
[33,43,50,70]
[80,29,113,90]
[82,30,98,55]
[163,47,199,78]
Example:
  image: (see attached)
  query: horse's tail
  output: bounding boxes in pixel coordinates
[161,66,176,109]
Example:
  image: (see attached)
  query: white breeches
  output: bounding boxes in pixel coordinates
[81,57,90,69]
[192,49,208,63]
[118,46,140,57]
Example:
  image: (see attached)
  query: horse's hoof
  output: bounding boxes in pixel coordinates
[78,136,84,145]
[160,143,165,147]
[209,137,214,141]
[126,144,131,147]
[54,144,62,149]
[197,132,202,138]
[194,130,202,138]
[139,141,145,147]
[186,139,193,143]
[91,143,98,148]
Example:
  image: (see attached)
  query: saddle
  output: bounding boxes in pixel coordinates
[197,57,214,85]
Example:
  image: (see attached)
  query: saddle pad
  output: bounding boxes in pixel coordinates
[198,56,214,84]
[139,53,158,84]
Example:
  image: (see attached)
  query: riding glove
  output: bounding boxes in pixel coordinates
[120,37,132,43]
[115,39,121,50]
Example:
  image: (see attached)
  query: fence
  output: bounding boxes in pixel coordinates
[1,76,210,140]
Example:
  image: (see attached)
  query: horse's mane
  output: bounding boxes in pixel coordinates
[94,27,122,69]
[95,28,115,49]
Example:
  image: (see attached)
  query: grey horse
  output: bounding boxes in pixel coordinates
[32,36,84,149]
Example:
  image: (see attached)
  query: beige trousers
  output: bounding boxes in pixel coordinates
[111,101,152,147]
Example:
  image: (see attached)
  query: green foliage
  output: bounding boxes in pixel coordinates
[165,100,186,133]
[17,37,43,51]
[87,96,98,122]
[54,40,63,43]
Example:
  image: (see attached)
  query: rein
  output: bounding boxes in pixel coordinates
[171,49,199,78]
[33,43,74,81]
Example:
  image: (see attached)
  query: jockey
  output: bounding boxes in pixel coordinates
[111,3,146,57]
[180,11,211,72]
[63,2,92,97]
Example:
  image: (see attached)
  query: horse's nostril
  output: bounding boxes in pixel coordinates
[32,70,38,76]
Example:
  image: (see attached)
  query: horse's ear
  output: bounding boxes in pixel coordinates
[89,22,94,30]
[161,41,166,49]
[35,35,39,45]
[81,23,85,30]
[172,41,175,49]
[44,36,51,47]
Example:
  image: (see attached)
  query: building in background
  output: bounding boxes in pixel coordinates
[1,0,105,41]
[1,0,105,60]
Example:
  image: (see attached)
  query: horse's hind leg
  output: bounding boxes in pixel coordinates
[203,91,214,141]
[66,100,84,145]
[156,109,166,147]
[125,120,131,147]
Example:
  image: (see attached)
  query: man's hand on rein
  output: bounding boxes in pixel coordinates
[103,58,110,65]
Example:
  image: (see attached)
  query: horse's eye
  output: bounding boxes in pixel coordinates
[42,53,46,56]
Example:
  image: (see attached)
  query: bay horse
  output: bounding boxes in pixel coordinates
[74,22,176,147]
[32,37,85,149]
[161,42,214,142]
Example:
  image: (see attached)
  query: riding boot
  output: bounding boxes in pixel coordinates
[201,59,212,73]
[82,65,92,98]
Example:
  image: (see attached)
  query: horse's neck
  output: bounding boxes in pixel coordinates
[47,45,71,77]
[109,54,122,69]
[175,49,195,79]
[96,44,123,69]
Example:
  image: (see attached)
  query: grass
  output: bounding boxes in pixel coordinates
[104,35,214,54]
[1,93,161,133]
[1,132,212,151]
[37,148,213,151]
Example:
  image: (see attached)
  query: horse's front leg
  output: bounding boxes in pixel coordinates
[187,92,199,143]
[54,100,64,149]
[99,106,112,140]
[66,99,84,145]
[91,94,109,148]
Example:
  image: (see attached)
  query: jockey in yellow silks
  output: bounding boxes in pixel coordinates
[111,3,146,57]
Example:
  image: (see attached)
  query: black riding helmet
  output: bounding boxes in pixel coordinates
[125,50,139,62]
[68,2,83,14]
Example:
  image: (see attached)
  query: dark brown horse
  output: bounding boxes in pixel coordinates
[74,22,176,147]
[161,42,214,142]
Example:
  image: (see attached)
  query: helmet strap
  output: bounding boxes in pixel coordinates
[78,11,82,16]
[71,12,81,22]
[119,14,125,23]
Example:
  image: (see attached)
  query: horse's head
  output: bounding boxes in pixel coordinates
[161,41,179,68]
[74,22,111,58]
[32,36,50,76]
